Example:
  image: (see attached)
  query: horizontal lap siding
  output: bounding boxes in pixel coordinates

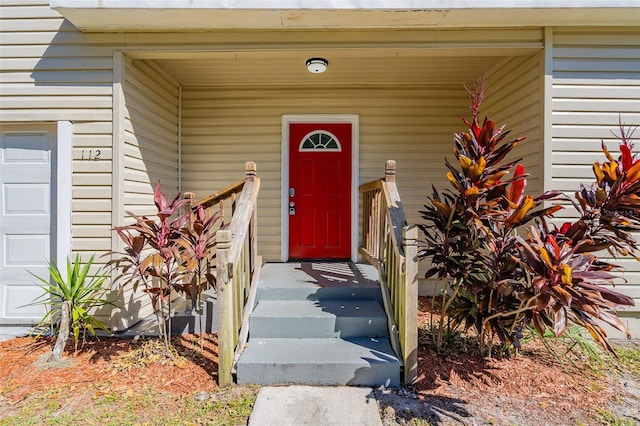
[0,2,115,322]
[485,54,543,197]
[123,59,179,212]
[180,86,468,262]
[551,27,640,317]
[114,59,179,329]
[418,54,543,295]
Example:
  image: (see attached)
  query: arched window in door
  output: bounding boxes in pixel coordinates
[299,130,342,152]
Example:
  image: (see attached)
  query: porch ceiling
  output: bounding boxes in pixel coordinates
[146,49,527,88]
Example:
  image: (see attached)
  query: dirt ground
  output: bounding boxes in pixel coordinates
[1,297,639,425]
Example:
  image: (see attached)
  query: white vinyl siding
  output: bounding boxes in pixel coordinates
[1,2,113,326]
[485,53,544,197]
[550,27,640,319]
[122,59,179,214]
[112,58,179,329]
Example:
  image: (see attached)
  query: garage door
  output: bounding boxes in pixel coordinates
[0,129,55,325]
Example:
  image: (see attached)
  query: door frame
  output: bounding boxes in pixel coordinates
[281,114,359,262]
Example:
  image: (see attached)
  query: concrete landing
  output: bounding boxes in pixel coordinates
[256,262,382,302]
[248,386,382,426]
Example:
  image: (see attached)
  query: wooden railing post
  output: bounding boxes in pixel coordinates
[402,225,419,385]
[182,192,195,223]
[385,160,396,182]
[183,192,195,207]
[245,161,258,272]
[216,229,233,386]
[187,162,261,384]
[245,161,256,180]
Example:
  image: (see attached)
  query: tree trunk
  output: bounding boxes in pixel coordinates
[49,300,71,362]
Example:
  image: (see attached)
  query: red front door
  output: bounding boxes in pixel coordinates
[288,122,352,259]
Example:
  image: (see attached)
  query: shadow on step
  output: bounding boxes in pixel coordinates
[296,261,379,288]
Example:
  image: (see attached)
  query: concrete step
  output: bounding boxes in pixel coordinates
[236,337,400,387]
[249,299,388,338]
[257,262,382,302]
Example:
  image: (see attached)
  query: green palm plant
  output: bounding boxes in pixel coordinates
[29,254,112,362]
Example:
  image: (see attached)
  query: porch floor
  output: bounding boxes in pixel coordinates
[256,261,382,301]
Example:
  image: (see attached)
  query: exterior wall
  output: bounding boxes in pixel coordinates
[1,2,113,269]
[1,2,114,323]
[0,2,547,326]
[4,3,638,330]
[110,58,180,329]
[549,27,640,332]
[179,86,469,262]
[485,53,544,197]
[122,59,179,214]
[419,53,544,295]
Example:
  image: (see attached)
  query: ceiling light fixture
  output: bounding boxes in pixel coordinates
[306,58,328,74]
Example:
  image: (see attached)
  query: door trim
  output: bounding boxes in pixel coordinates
[281,114,359,262]
[56,121,73,266]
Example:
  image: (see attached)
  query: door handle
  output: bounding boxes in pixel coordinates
[289,201,296,215]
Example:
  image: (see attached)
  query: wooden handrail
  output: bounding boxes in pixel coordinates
[196,179,245,210]
[359,160,418,385]
[182,162,261,386]
[214,162,261,386]
[183,177,246,230]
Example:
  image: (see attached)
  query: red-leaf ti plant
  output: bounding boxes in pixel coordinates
[108,182,221,352]
[569,120,640,260]
[174,204,221,314]
[419,77,637,356]
[517,121,639,354]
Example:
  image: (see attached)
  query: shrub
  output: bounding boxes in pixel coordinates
[28,254,112,361]
[108,182,220,352]
[419,78,638,355]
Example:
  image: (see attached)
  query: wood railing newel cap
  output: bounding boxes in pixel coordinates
[403,225,419,244]
[245,161,257,177]
[183,192,196,206]
[385,160,396,182]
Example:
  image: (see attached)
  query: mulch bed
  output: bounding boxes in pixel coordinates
[0,333,219,404]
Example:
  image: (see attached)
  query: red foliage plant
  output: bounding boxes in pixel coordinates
[419,77,638,355]
[107,182,221,351]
